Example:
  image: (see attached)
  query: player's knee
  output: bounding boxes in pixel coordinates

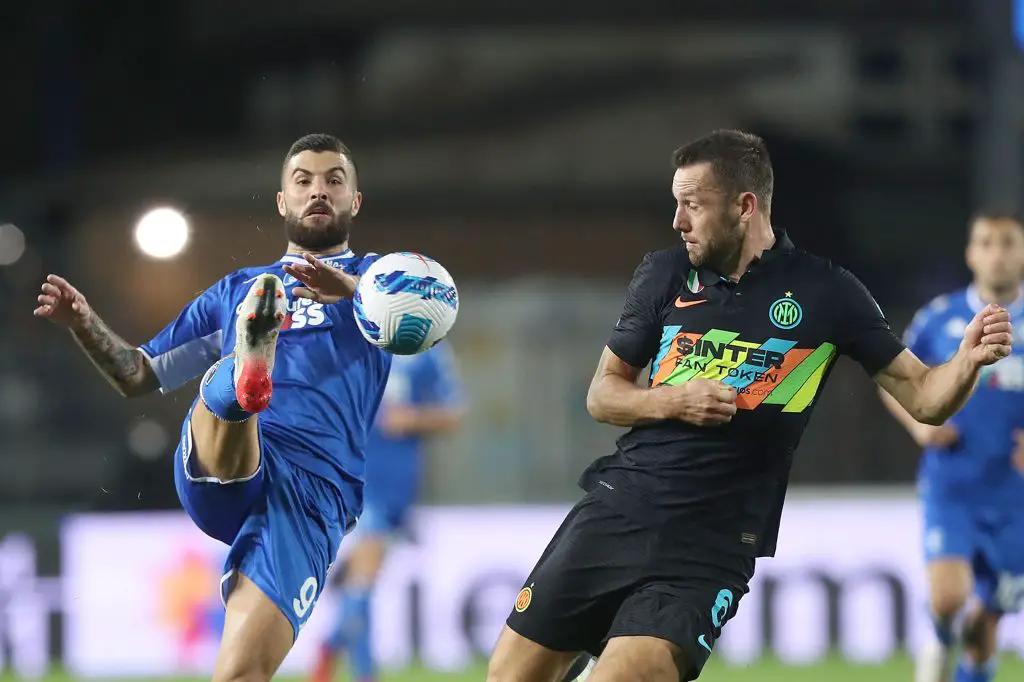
[212,648,278,682]
[929,586,970,618]
[486,626,575,682]
[928,565,972,617]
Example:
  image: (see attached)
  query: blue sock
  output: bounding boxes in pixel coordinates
[954,658,996,682]
[199,357,250,422]
[341,588,374,681]
[933,613,956,647]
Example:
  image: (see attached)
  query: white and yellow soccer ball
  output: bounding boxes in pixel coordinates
[352,252,459,355]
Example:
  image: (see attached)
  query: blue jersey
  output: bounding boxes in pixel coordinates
[363,341,463,510]
[905,285,1024,508]
[140,251,392,497]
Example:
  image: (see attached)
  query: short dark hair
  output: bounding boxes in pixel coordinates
[284,133,358,185]
[672,129,774,213]
[970,210,1024,229]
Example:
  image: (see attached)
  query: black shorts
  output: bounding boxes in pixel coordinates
[505,493,754,681]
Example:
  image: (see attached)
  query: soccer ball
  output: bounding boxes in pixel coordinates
[352,252,459,355]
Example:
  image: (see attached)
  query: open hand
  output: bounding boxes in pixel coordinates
[283,253,358,305]
[961,303,1012,367]
[33,274,92,329]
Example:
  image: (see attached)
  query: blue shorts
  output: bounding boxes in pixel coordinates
[922,493,1024,614]
[173,398,355,638]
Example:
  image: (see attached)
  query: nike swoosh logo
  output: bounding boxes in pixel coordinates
[697,634,713,653]
[675,298,707,309]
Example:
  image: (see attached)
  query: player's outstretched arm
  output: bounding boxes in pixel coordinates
[586,347,737,427]
[874,303,1011,426]
[34,274,158,398]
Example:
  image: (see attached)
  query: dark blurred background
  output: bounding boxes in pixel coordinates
[1,0,1022,513]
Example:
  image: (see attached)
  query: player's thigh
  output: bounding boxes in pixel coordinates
[224,452,352,638]
[344,502,400,586]
[503,494,654,657]
[487,625,580,682]
[190,367,262,481]
[606,557,753,681]
[213,573,294,682]
[921,496,975,614]
[173,398,266,545]
[926,558,973,615]
[588,636,687,682]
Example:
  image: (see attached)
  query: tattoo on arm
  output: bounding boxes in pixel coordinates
[70,312,158,397]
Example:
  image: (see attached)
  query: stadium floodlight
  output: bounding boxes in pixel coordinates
[134,206,190,259]
[0,223,26,266]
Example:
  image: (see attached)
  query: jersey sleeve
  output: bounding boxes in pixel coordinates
[901,301,941,366]
[832,267,906,376]
[138,280,226,394]
[354,253,379,276]
[607,253,665,369]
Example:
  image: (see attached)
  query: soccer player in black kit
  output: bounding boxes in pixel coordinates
[485,130,1015,682]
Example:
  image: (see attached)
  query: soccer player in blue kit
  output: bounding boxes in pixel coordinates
[311,343,464,682]
[33,134,392,682]
[881,214,1024,682]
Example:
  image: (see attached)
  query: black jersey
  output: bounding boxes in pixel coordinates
[579,230,905,557]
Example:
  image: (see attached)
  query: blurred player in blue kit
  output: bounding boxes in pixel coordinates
[312,343,464,682]
[881,214,1024,682]
[34,134,397,682]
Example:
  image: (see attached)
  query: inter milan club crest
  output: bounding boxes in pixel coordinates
[687,270,704,294]
[514,585,533,613]
[769,291,803,330]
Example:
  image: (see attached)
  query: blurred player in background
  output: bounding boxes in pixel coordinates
[34,134,393,682]
[312,343,464,682]
[881,214,1024,682]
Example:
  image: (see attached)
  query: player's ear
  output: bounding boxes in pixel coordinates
[350,192,363,218]
[276,191,286,218]
[738,191,758,222]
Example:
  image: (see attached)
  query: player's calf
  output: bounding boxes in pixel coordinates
[192,273,287,481]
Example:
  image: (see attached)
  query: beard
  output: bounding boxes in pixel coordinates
[689,210,744,272]
[284,207,353,250]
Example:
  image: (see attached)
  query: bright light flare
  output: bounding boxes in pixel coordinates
[134,207,190,260]
[0,223,26,266]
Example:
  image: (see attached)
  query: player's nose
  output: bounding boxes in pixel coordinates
[672,206,689,232]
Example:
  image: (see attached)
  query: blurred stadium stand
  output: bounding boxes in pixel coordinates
[3,0,1012,509]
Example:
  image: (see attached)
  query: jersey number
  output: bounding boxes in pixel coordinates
[293,576,319,618]
[290,302,326,329]
[995,573,1024,612]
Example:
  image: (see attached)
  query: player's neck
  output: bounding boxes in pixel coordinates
[973,282,1021,307]
[285,241,351,258]
[725,222,776,281]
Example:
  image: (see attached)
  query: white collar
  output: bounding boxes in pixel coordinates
[280,250,354,265]
[966,283,1024,316]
